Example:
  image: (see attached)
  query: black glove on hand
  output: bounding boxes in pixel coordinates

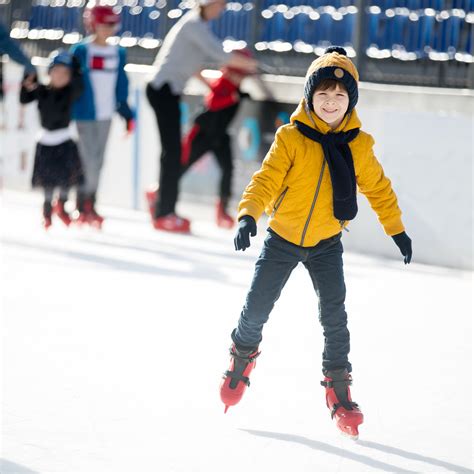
[392,231,412,264]
[234,215,257,251]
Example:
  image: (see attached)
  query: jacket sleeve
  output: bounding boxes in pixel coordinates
[356,133,405,236]
[19,79,39,104]
[115,47,130,106]
[0,22,35,74]
[70,56,84,101]
[238,126,294,222]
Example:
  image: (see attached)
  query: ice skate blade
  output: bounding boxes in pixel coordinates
[340,430,359,441]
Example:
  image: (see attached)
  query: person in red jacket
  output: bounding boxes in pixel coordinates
[146,49,253,229]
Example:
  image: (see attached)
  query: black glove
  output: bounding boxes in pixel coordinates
[234,215,257,251]
[392,231,412,264]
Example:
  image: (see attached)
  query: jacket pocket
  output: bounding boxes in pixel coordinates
[271,186,289,218]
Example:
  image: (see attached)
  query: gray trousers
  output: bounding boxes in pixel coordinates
[76,120,111,196]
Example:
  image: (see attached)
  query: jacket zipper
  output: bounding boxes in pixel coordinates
[339,220,350,232]
[300,160,326,246]
[271,186,289,218]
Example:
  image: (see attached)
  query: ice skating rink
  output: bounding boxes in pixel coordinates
[1,190,472,473]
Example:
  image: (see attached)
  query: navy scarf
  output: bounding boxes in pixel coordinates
[294,120,359,221]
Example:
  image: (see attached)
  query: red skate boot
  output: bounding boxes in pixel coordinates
[216,200,234,229]
[220,344,260,413]
[87,197,104,229]
[145,185,159,219]
[72,194,88,226]
[53,199,71,227]
[321,368,364,440]
[42,202,52,230]
[153,213,190,233]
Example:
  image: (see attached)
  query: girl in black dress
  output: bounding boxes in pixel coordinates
[20,50,84,229]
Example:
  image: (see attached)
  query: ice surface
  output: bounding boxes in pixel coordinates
[1,191,472,473]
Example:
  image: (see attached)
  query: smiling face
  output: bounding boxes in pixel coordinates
[312,80,349,129]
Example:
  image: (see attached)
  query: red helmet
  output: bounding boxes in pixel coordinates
[83,4,121,34]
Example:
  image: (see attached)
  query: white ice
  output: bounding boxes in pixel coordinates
[1,190,472,473]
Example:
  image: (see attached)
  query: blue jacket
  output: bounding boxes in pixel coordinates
[0,22,35,73]
[70,39,132,121]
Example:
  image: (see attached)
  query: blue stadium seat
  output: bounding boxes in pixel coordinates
[311,11,333,45]
[29,5,50,30]
[329,11,356,45]
[421,0,442,10]
[211,6,252,42]
[367,8,382,47]
[287,12,311,44]
[29,5,81,33]
[260,11,287,42]
[445,14,462,53]
[63,7,81,33]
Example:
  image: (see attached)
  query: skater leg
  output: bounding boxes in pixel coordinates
[42,188,53,229]
[58,187,69,201]
[221,230,302,411]
[53,187,72,226]
[213,134,235,228]
[146,83,182,218]
[303,233,351,373]
[233,230,302,348]
[303,234,363,437]
[213,133,233,203]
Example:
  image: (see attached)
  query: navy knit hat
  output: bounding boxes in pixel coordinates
[304,46,359,113]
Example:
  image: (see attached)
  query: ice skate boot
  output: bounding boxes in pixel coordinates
[145,185,159,219]
[73,194,88,226]
[321,368,363,440]
[87,195,104,229]
[216,199,234,229]
[153,213,190,233]
[220,344,260,413]
[53,199,71,227]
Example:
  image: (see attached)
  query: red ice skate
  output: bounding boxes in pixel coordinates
[321,368,364,440]
[53,199,71,226]
[216,200,234,229]
[153,213,190,233]
[73,197,103,229]
[220,344,260,413]
[145,185,159,219]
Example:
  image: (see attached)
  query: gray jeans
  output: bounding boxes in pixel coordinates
[76,120,111,196]
[232,229,352,372]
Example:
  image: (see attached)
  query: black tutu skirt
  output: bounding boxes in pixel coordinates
[31,139,84,188]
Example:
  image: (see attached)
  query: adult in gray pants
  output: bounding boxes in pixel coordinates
[146,0,258,233]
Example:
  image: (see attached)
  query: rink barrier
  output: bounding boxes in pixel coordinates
[1,62,473,270]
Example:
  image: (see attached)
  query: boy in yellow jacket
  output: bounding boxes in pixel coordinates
[219,47,412,439]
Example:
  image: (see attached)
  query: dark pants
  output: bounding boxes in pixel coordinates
[181,131,233,201]
[232,229,352,373]
[146,83,181,218]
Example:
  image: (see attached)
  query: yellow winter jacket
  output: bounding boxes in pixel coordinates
[238,99,405,247]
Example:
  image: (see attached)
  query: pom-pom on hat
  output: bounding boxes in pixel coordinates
[304,46,359,113]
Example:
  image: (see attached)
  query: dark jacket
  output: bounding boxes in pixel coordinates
[20,66,83,130]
